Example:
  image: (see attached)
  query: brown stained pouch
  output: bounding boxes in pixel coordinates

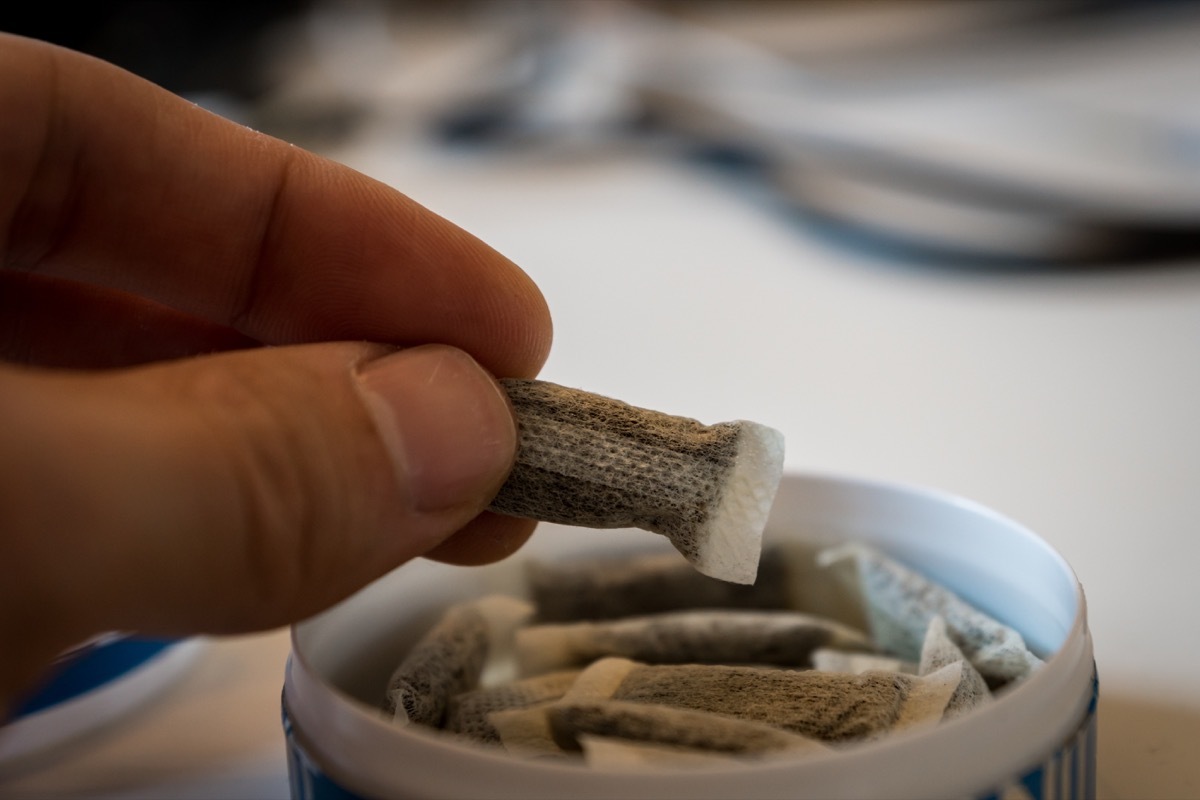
[514,609,872,676]
[524,548,794,623]
[546,699,830,756]
[489,379,785,585]
[563,657,960,743]
[382,595,532,727]
[446,670,582,744]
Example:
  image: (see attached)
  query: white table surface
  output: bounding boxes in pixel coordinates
[5,6,1200,798]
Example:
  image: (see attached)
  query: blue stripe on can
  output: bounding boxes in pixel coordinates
[282,696,373,800]
[982,664,1099,800]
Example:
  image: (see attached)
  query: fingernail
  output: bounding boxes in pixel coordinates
[355,345,516,513]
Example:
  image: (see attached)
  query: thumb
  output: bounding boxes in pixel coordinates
[0,342,525,686]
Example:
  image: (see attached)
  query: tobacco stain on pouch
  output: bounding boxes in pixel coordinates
[488,379,785,585]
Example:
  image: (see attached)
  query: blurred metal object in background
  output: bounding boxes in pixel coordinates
[10,0,1200,266]
[417,0,1200,266]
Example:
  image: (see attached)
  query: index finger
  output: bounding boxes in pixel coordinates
[0,34,552,378]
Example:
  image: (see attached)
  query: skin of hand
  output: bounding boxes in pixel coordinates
[0,34,553,714]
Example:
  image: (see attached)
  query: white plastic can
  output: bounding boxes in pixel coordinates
[282,471,1096,800]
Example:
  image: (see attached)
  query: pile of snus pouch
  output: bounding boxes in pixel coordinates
[380,540,1043,768]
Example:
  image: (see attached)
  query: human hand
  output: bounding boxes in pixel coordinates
[0,34,552,711]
